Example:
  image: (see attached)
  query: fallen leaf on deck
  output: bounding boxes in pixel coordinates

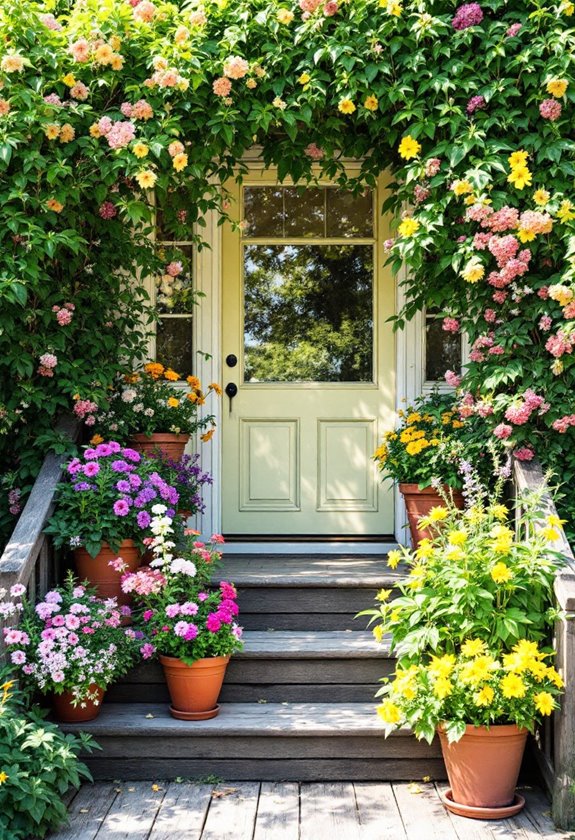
[212,787,238,799]
[422,776,431,783]
[145,713,155,719]
[407,783,423,794]
[152,784,162,792]
[79,809,89,814]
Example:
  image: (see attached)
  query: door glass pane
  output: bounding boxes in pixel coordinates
[425,316,462,381]
[156,317,194,376]
[284,187,324,237]
[326,188,373,237]
[243,245,373,383]
[243,187,284,237]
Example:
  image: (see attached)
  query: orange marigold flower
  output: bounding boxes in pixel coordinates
[164,368,180,381]
[209,382,223,396]
[90,433,104,445]
[46,198,64,213]
[187,392,198,403]
[167,396,180,408]
[145,362,164,378]
[201,428,216,442]
[186,375,201,389]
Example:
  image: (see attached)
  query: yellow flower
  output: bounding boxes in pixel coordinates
[167,397,180,408]
[187,392,198,403]
[514,640,541,660]
[62,73,76,87]
[461,258,484,284]
[172,153,188,172]
[164,368,180,381]
[373,624,384,642]
[381,0,403,14]
[518,228,536,244]
[59,123,75,143]
[433,677,453,699]
[44,123,60,140]
[415,538,434,559]
[501,673,526,699]
[133,142,149,159]
[398,135,421,160]
[364,95,379,111]
[474,685,494,707]
[209,382,223,395]
[448,530,467,546]
[94,44,114,64]
[110,35,122,51]
[1,53,24,73]
[490,524,514,554]
[547,79,568,98]
[135,170,157,189]
[452,180,473,196]
[533,189,550,206]
[428,654,456,679]
[534,691,555,716]
[547,513,567,528]
[491,504,508,520]
[276,8,294,23]
[491,562,512,584]
[507,166,532,190]
[298,73,311,85]
[429,506,448,523]
[546,667,564,689]
[557,200,575,222]
[338,98,356,115]
[508,150,528,169]
[398,217,420,237]
[376,588,392,602]
[461,638,485,658]
[0,771,8,785]
[562,0,575,13]
[390,609,401,622]
[407,565,426,589]
[111,54,124,71]
[387,549,401,569]
[46,198,64,213]
[187,375,201,388]
[445,545,465,561]
[460,655,496,685]
[543,527,560,542]
[145,361,164,377]
[393,667,418,699]
[89,123,102,138]
[90,434,104,445]
[377,699,402,725]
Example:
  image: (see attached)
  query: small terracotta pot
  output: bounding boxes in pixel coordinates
[399,483,464,547]
[438,723,528,811]
[51,685,105,723]
[160,654,229,720]
[130,433,189,461]
[74,540,141,606]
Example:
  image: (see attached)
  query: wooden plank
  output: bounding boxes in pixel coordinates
[200,782,260,840]
[48,782,119,840]
[237,588,383,614]
[82,757,448,783]
[94,780,165,839]
[552,615,575,828]
[393,782,459,840]
[300,783,362,840]
[522,786,574,838]
[147,782,212,839]
[353,782,407,839]
[253,782,299,840]
[241,613,361,631]
[107,682,381,704]
[82,733,441,760]
[216,554,401,587]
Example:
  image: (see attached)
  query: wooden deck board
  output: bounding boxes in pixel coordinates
[47,782,572,839]
[215,554,400,587]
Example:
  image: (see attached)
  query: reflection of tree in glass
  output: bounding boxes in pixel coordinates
[244,244,373,382]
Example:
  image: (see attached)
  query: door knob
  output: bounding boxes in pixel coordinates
[225,383,238,399]
[226,354,238,368]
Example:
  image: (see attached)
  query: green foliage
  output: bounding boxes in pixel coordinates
[0,670,97,839]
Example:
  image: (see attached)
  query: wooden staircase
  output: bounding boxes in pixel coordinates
[62,555,444,781]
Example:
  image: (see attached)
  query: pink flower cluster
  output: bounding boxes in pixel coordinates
[73,398,98,426]
[493,422,513,440]
[166,261,183,277]
[540,99,562,121]
[552,415,575,433]
[38,352,57,378]
[52,302,75,325]
[39,13,62,30]
[70,39,91,62]
[97,118,136,149]
[121,567,167,595]
[133,0,156,22]
[469,333,505,362]
[504,389,549,426]
[70,82,89,101]
[223,56,249,80]
[425,158,441,177]
[513,447,534,461]
[506,23,522,37]
[121,99,154,120]
[8,488,22,516]
[414,184,430,204]
[99,201,117,219]
[545,330,575,358]
[452,3,483,30]
[444,370,461,388]
[442,317,460,333]
[213,76,232,97]
[305,143,324,160]
[466,95,486,114]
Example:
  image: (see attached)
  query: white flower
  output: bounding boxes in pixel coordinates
[121,388,137,403]
[144,408,155,416]
[170,558,197,577]
[151,504,167,515]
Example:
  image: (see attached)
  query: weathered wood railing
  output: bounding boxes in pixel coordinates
[513,458,575,829]
[0,417,79,649]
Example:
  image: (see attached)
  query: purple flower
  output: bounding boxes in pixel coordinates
[206,613,222,633]
[174,620,190,637]
[140,642,155,659]
[83,461,100,477]
[113,499,130,516]
[108,441,122,453]
[137,510,151,529]
[83,448,99,460]
[180,601,198,616]
[121,448,141,462]
[166,603,180,618]
[116,479,132,493]
[111,460,130,472]
[95,443,113,457]
[466,95,486,115]
[74,482,92,492]
[67,458,82,474]
[45,591,62,604]
[129,474,142,489]
[184,623,198,641]
[452,3,483,30]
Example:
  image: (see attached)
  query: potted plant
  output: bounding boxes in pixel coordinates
[121,505,243,720]
[148,452,213,520]
[373,393,495,545]
[95,363,221,460]
[361,488,564,818]
[1,574,140,722]
[44,441,182,602]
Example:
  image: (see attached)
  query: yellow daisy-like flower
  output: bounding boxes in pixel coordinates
[490,504,508,520]
[508,150,529,169]
[461,638,486,658]
[534,691,555,716]
[364,95,379,111]
[62,73,76,87]
[428,506,448,523]
[547,513,567,528]
[172,152,188,172]
[474,685,494,706]
[433,677,453,699]
[276,8,294,23]
[547,79,568,98]
[557,200,575,222]
[59,123,75,143]
[415,538,434,559]
[376,588,392,602]
[110,35,122,51]
[428,654,456,679]
[546,667,564,689]
[533,189,550,206]
[167,396,180,408]
[445,545,465,561]
[298,72,311,85]
[0,771,8,785]
[373,624,384,642]
[451,179,474,196]
[133,142,149,159]
[380,0,403,16]
[135,170,157,189]
[377,699,402,725]
[209,382,223,395]
[491,562,512,584]
[94,43,114,64]
[518,228,536,244]
[501,672,526,699]
[387,549,401,569]
[398,135,421,160]
[89,123,102,139]
[448,530,467,546]
[44,123,61,141]
[507,166,532,190]
[145,362,164,377]
[562,0,575,13]
[338,98,356,115]
[461,257,485,284]
[398,217,420,237]
[543,526,560,542]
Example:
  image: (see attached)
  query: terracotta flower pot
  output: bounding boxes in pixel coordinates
[130,433,189,461]
[438,724,528,814]
[74,539,141,606]
[399,483,464,547]
[51,685,105,723]
[159,654,230,720]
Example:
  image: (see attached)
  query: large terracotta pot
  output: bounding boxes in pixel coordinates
[399,483,464,547]
[74,539,141,606]
[130,433,189,461]
[51,685,105,723]
[438,724,527,815]
[159,654,229,720]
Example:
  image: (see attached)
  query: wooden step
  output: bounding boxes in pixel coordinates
[61,702,445,782]
[107,631,392,704]
[214,555,402,630]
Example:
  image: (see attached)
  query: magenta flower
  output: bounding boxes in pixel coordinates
[206,613,222,633]
[140,642,156,659]
[493,423,513,440]
[539,99,562,121]
[83,461,100,478]
[137,510,151,529]
[113,499,130,516]
[466,95,486,114]
[452,3,483,30]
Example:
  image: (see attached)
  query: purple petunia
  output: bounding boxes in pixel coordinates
[111,460,130,472]
[129,474,142,489]
[67,458,82,474]
[452,3,483,30]
[121,448,141,462]
[137,510,151,529]
[116,479,132,493]
[95,443,113,457]
[74,482,93,492]
[113,499,130,516]
[83,448,99,460]
[83,461,100,477]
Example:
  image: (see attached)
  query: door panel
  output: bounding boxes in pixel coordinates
[221,169,395,537]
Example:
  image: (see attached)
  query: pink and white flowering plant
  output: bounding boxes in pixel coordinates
[1,572,140,706]
[120,506,243,664]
